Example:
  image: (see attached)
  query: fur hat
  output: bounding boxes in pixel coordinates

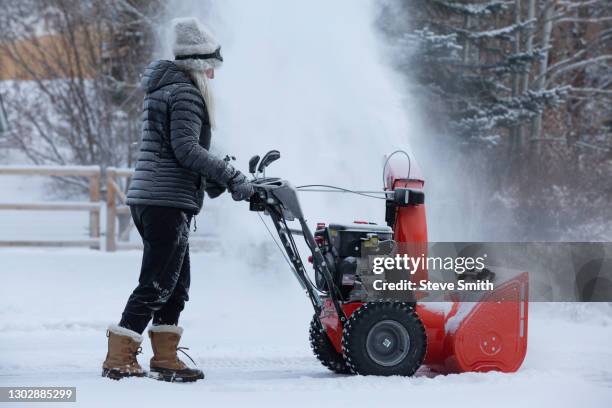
[171,17,223,71]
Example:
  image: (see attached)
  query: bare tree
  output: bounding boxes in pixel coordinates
[0,0,163,194]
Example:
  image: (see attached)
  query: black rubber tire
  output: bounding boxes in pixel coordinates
[309,315,353,374]
[341,302,426,376]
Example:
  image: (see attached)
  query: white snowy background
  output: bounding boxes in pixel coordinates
[1,0,611,407]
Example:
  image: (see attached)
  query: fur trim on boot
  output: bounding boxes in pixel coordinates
[107,324,143,343]
[149,324,184,336]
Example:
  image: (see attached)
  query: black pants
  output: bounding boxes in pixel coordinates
[119,205,192,334]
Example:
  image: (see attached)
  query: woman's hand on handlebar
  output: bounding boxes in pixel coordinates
[227,171,254,201]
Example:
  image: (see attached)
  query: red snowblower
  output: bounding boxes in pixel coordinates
[248,150,528,376]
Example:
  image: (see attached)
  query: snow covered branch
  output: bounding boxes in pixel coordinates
[430,0,511,16]
[545,55,612,85]
[457,19,536,40]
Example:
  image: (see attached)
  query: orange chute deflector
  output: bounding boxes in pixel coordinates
[417,272,529,373]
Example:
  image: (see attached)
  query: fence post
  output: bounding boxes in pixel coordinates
[89,167,101,247]
[106,167,117,252]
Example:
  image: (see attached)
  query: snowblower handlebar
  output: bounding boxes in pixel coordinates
[248,172,348,322]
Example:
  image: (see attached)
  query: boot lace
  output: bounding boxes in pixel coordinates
[177,346,198,367]
[129,346,142,366]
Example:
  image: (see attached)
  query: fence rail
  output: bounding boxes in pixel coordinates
[0,165,101,176]
[0,201,101,211]
[0,165,101,249]
[0,239,102,248]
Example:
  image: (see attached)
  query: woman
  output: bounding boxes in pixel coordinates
[102,17,253,382]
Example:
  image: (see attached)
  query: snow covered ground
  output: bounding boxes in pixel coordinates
[1,248,611,408]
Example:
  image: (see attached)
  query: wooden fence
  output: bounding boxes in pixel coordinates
[0,165,101,248]
[105,166,135,251]
[1,164,219,252]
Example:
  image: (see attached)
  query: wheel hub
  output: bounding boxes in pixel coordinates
[365,320,410,367]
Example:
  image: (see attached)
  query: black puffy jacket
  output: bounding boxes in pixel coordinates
[126,60,235,214]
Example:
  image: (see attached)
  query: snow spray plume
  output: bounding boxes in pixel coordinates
[375,0,515,241]
[157,0,425,256]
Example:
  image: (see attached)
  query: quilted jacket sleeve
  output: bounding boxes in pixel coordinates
[168,86,236,184]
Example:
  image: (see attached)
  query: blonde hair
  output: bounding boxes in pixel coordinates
[189,69,216,129]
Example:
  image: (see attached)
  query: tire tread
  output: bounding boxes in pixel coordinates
[341,302,426,376]
[309,315,353,374]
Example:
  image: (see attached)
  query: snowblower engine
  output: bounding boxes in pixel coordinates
[312,223,393,300]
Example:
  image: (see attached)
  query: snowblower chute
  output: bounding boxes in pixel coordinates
[249,150,529,376]
[382,151,529,373]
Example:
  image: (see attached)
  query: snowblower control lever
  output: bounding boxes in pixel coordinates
[257,150,281,175]
[248,155,260,175]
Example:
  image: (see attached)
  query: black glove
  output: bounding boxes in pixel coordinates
[227,171,254,201]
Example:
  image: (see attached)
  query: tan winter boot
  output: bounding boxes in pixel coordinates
[148,325,204,382]
[102,325,145,380]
